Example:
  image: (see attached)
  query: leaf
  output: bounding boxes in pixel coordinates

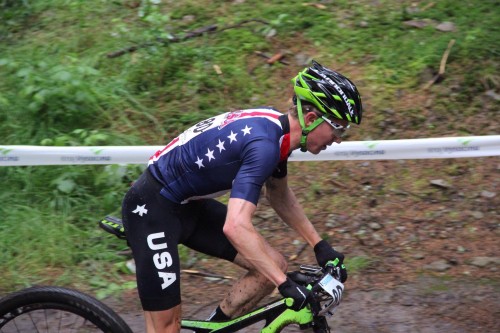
[53,70,72,82]
[21,85,38,96]
[16,67,32,78]
[33,90,47,104]
[40,138,54,145]
[56,179,76,193]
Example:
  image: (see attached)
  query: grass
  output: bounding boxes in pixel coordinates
[345,255,373,274]
[0,0,499,293]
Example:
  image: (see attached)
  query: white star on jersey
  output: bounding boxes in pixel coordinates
[228,131,237,143]
[132,204,148,216]
[205,148,215,161]
[241,125,252,136]
[195,156,204,169]
[216,139,226,153]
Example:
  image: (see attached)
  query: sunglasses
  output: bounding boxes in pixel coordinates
[321,116,350,137]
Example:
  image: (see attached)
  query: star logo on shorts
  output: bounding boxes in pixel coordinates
[132,204,148,216]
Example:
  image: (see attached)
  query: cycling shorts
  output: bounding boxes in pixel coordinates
[122,169,238,311]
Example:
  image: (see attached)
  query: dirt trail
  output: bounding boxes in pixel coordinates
[111,272,499,333]
[109,157,499,332]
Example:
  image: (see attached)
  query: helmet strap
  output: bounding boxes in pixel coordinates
[297,99,325,152]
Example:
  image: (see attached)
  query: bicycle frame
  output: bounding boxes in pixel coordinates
[181,298,314,333]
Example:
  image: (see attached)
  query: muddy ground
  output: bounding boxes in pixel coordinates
[108,156,500,333]
[114,266,499,333]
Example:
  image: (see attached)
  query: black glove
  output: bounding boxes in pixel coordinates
[314,239,348,283]
[278,277,311,311]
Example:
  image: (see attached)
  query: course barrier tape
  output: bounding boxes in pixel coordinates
[0,136,499,166]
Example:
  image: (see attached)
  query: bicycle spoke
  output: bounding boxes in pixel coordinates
[0,310,100,333]
[29,311,41,333]
[45,308,49,333]
[57,309,62,333]
[0,286,132,333]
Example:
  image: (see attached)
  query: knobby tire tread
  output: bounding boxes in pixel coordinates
[0,286,132,333]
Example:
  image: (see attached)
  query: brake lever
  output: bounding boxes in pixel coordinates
[325,264,341,281]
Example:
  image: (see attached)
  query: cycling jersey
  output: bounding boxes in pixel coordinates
[123,108,291,311]
[148,108,291,205]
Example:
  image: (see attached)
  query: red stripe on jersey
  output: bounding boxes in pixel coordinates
[280,133,290,161]
[219,109,282,130]
[239,110,281,119]
[149,137,180,161]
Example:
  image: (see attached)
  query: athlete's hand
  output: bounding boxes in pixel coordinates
[314,239,348,283]
[278,278,310,311]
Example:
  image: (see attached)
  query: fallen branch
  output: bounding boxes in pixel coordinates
[289,243,308,261]
[421,2,435,11]
[107,19,269,58]
[216,19,269,33]
[439,39,456,75]
[248,51,290,74]
[182,269,234,280]
[424,39,456,89]
[254,51,289,65]
[329,179,348,189]
[390,189,426,200]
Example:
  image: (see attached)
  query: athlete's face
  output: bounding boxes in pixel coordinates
[307,117,349,154]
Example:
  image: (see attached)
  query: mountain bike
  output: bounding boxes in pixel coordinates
[0,216,344,332]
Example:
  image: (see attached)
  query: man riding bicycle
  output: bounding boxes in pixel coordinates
[122,60,363,332]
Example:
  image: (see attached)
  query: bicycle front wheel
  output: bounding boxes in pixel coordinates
[0,286,133,333]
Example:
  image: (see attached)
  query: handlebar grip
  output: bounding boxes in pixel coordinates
[285,298,294,308]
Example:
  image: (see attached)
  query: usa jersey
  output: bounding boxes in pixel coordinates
[148,108,291,205]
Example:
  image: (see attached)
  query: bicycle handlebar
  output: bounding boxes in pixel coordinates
[287,264,344,317]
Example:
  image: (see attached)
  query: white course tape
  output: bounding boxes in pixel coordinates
[0,136,499,166]
[290,135,500,161]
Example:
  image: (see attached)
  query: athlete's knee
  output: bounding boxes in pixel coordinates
[233,250,287,276]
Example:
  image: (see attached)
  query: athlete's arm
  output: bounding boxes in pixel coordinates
[265,176,322,248]
[223,197,287,286]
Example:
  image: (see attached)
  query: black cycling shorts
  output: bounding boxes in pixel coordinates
[122,170,238,311]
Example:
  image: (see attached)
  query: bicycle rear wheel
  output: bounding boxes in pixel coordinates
[0,286,133,333]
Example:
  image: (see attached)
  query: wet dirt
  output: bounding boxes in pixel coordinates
[111,264,500,333]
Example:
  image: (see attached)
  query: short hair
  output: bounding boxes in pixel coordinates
[289,101,321,118]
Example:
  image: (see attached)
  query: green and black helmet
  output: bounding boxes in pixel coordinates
[292,60,363,151]
[293,60,363,124]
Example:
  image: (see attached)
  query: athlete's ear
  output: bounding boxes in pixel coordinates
[304,111,319,126]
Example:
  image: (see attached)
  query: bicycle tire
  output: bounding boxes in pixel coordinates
[0,286,133,333]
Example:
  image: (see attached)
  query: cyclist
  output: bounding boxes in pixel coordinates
[122,60,363,332]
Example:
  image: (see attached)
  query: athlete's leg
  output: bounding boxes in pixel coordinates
[220,247,287,317]
[182,199,288,318]
[122,170,185,333]
[144,305,182,333]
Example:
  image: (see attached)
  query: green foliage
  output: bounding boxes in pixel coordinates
[0,56,119,143]
[40,129,110,146]
[0,202,120,289]
[92,278,137,300]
